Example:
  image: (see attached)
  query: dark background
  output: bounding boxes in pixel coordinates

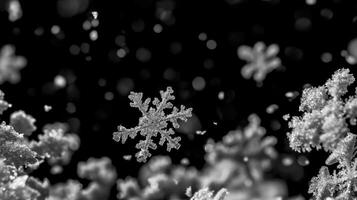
[1,0,357,199]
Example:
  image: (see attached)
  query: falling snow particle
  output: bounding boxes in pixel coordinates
[218,91,225,100]
[266,104,279,114]
[92,11,98,19]
[196,130,206,135]
[198,32,207,41]
[51,25,61,35]
[8,0,22,22]
[123,155,132,161]
[153,24,163,33]
[89,30,98,41]
[192,76,206,91]
[306,0,316,5]
[117,48,127,58]
[285,91,299,100]
[206,40,217,50]
[54,75,67,88]
[44,105,52,112]
[282,157,293,166]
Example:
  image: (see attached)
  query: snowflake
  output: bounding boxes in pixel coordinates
[237,41,281,85]
[287,68,357,152]
[113,86,192,162]
[308,133,357,200]
[0,45,26,84]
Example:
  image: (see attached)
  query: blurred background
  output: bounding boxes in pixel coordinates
[1,0,357,199]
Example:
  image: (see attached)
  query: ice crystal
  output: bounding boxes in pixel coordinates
[287,68,357,152]
[238,41,281,85]
[113,86,192,162]
[308,134,357,200]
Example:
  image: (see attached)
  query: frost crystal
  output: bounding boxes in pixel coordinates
[0,45,27,84]
[308,134,357,200]
[113,87,192,162]
[238,41,281,85]
[287,68,357,152]
[288,69,357,200]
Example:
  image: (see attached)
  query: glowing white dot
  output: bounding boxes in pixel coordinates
[44,105,52,112]
[306,0,316,5]
[180,158,190,165]
[285,91,299,100]
[51,25,60,35]
[198,32,207,41]
[123,155,132,160]
[153,24,163,33]
[243,156,249,162]
[92,11,98,19]
[54,75,66,88]
[266,104,279,114]
[89,30,98,41]
[282,157,293,166]
[218,91,225,100]
[192,76,206,91]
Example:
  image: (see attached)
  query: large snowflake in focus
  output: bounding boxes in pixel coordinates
[113,87,192,162]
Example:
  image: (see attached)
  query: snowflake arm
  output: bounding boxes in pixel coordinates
[113,86,192,162]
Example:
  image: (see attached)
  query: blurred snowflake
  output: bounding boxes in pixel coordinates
[0,45,27,84]
[238,42,281,86]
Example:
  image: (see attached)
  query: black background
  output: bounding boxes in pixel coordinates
[1,0,357,199]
